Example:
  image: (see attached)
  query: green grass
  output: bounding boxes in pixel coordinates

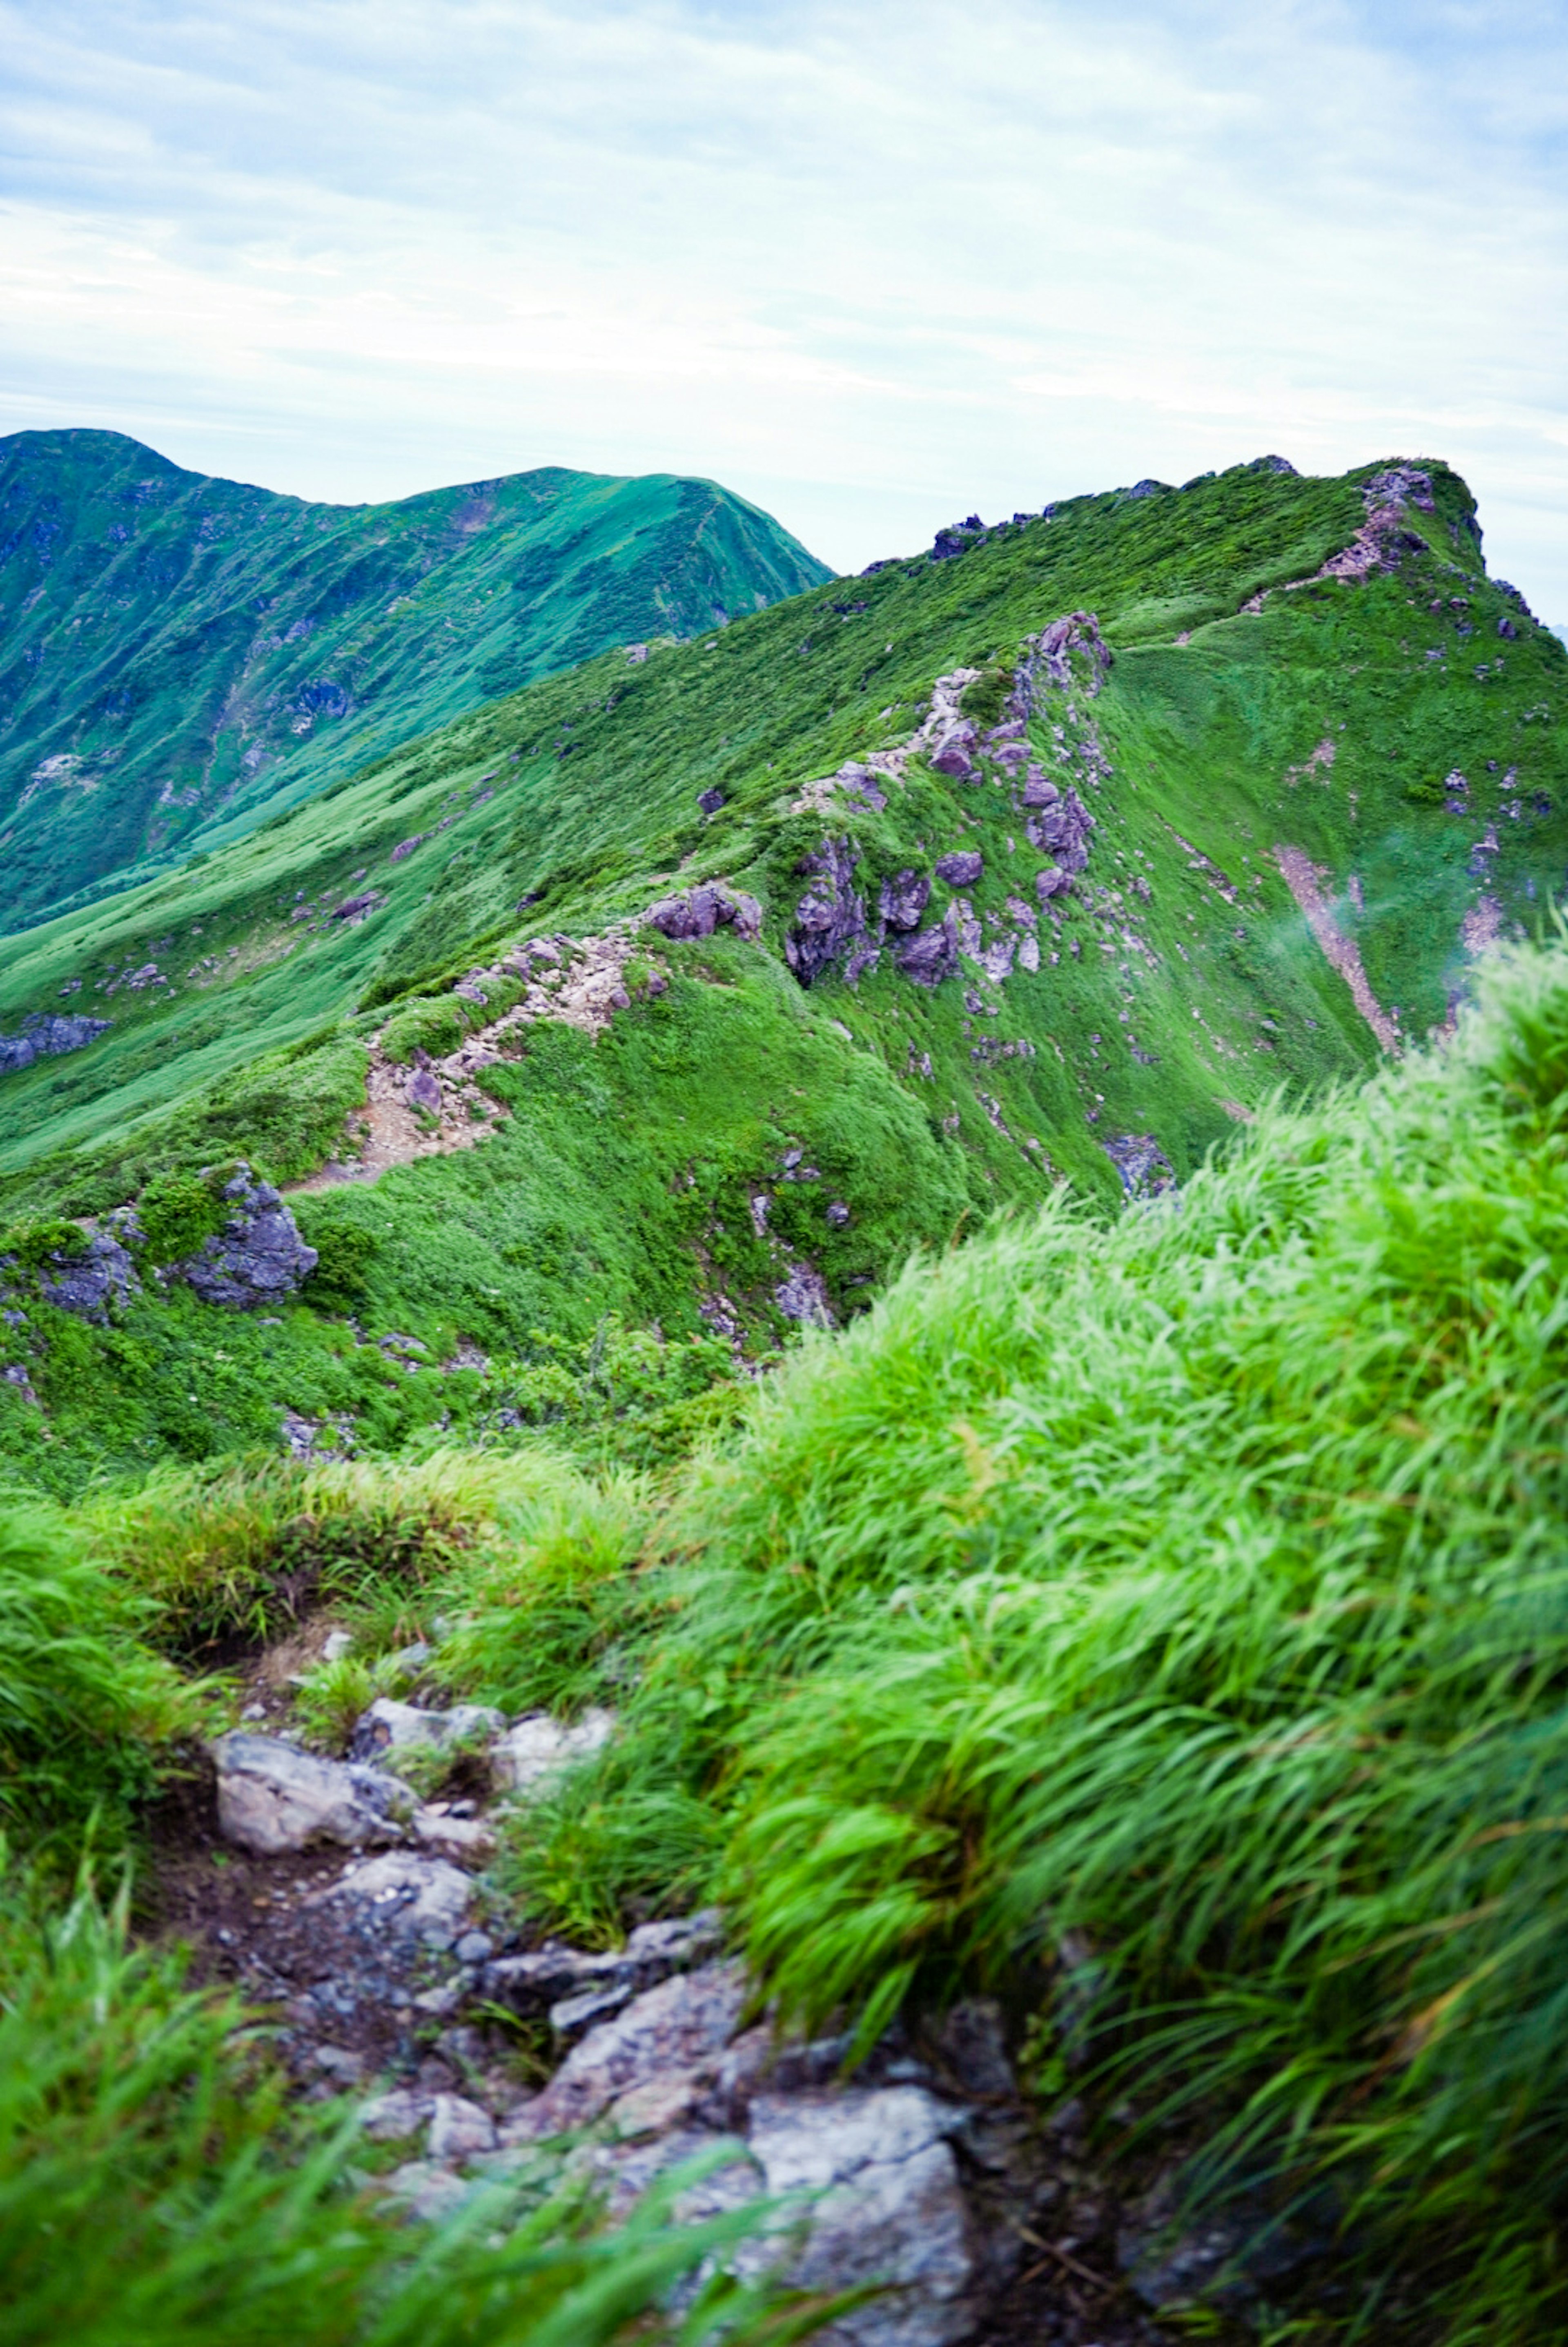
[2,451,1562,1495]
[0,428,829,931]
[396,935,1568,2341]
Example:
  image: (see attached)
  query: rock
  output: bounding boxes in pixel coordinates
[878,870,931,932]
[322,1629,354,1664]
[645,883,762,943]
[1102,1133,1176,1200]
[323,1849,475,1946]
[212,1733,410,1854]
[1034,866,1071,902]
[405,1067,442,1115]
[34,1231,140,1322]
[1026,787,1094,872]
[330,891,382,924]
[894,910,960,988]
[775,1263,833,1324]
[490,1707,615,1794]
[1499,616,1519,639]
[826,1200,850,1227]
[606,2067,710,2140]
[427,2093,497,2161]
[928,724,978,781]
[307,2042,365,2084]
[934,851,983,887]
[174,1166,318,1308]
[784,839,869,986]
[360,2088,435,2141]
[349,1697,507,1770]
[512,1959,750,2137]
[411,1808,496,1858]
[483,1908,724,2021]
[748,2087,977,2347]
[381,2160,474,2225]
[0,1013,112,1076]
[697,788,725,814]
[552,1983,636,2040]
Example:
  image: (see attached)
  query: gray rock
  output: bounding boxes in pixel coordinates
[381,2160,474,2224]
[645,883,762,943]
[774,1263,833,1325]
[348,1696,507,1770]
[894,910,960,988]
[173,1166,318,1308]
[360,2087,434,2141]
[747,2087,977,2347]
[697,788,726,814]
[323,1849,476,1945]
[484,1909,723,2022]
[406,1067,443,1114]
[878,870,931,932]
[1026,787,1093,872]
[1499,616,1519,639]
[212,1733,411,1854]
[784,839,869,987]
[427,2093,497,2161]
[512,1959,750,2136]
[933,851,984,887]
[0,1013,111,1077]
[35,1231,140,1323]
[490,1707,615,1794]
[1034,865,1071,902]
[1102,1133,1176,1199]
[552,1982,636,2040]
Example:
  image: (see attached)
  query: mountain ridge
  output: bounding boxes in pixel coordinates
[0,428,830,931]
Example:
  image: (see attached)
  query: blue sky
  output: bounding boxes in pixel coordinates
[3,0,1566,609]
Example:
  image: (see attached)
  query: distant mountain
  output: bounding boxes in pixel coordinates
[0,430,829,931]
[4,449,1567,1505]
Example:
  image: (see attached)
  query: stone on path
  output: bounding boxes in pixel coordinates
[212,1733,410,1855]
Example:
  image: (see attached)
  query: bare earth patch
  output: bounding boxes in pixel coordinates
[1274,846,1401,1053]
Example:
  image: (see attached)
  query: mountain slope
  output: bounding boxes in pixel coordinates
[0,451,1564,1493]
[0,429,830,930]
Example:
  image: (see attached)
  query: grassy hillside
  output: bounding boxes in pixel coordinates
[0,429,829,929]
[0,451,1563,1497]
[9,938,1568,2341]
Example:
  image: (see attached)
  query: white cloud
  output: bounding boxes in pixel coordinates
[0,0,1565,610]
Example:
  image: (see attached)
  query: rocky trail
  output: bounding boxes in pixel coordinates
[145,1621,1216,2347]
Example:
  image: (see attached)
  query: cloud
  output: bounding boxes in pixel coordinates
[1,0,1565,609]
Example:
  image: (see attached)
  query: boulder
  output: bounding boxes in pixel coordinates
[359,2088,435,2142]
[405,1067,442,1114]
[747,2086,978,2347]
[490,1707,615,1794]
[173,1166,317,1308]
[1026,786,1093,872]
[894,910,960,989]
[483,1910,723,2021]
[322,1849,475,1946]
[427,2093,497,2160]
[348,1697,506,1771]
[645,884,762,943]
[35,1231,140,1323]
[934,851,983,887]
[784,839,869,987]
[212,1733,410,1854]
[511,1959,750,2136]
[878,870,931,932]
[0,1013,112,1075]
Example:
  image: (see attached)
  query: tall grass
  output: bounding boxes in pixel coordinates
[480,940,1568,2338]
[0,1507,196,1845]
[0,1865,832,2347]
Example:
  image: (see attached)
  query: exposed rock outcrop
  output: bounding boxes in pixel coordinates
[36,1230,141,1321]
[784,839,873,986]
[172,1166,318,1307]
[645,883,762,942]
[213,1733,412,1855]
[0,1013,112,1076]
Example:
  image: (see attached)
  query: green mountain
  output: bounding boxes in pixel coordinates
[0,450,1564,1495]
[0,428,830,930]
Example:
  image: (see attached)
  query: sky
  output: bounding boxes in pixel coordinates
[3,0,1567,611]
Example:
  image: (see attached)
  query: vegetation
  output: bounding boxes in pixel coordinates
[0,428,829,930]
[4,447,1568,2336]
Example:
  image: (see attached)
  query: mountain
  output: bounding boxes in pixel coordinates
[0,429,830,931]
[0,451,1564,1495]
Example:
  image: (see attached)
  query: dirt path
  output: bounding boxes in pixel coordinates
[290,930,639,1196]
[1274,845,1400,1053]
